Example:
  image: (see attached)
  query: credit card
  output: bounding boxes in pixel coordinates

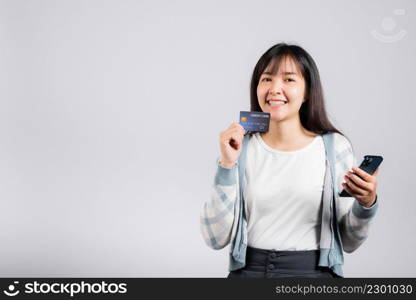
[239,111,270,133]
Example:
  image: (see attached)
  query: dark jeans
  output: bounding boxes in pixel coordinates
[227,246,340,278]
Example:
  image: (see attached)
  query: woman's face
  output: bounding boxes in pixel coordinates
[257,56,306,123]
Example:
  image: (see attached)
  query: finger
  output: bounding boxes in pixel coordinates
[234,125,246,136]
[345,172,372,192]
[230,122,244,131]
[223,128,239,140]
[235,123,247,135]
[373,168,380,177]
[229,122,247,136]
[229,128,244,140]
[228,123,239,131]
[229,132,243,147]
[343,179,367,196]
[220,130,241,145]
[341,182,354,197]
[351,166,373,182]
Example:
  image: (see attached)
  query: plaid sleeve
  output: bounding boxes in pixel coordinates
[199,158,239,250]
[334,134,379,253]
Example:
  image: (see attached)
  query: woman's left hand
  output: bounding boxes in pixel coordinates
[342,167,379,208]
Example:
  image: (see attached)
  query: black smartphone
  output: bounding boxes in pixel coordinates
[339,155,383,197]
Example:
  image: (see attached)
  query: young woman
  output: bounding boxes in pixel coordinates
[200,43,380,278]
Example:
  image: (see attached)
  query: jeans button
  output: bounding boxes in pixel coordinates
[267,263,275,270]
[269,253,276,259]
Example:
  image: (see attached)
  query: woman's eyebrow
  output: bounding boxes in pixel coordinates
[262,71,298,75]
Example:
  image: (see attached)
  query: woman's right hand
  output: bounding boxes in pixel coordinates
[219,122,246,168]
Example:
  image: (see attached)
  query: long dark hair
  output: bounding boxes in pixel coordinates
[250,43,343,136]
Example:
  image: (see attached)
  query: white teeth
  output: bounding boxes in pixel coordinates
[268,100,286,105]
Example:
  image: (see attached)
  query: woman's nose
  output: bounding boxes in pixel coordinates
[269,87,283,96]
[268,80,283,95]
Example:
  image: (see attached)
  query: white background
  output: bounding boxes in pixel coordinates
[0,0,414,277]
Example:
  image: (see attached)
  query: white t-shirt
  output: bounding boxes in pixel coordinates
[244,132,326,250]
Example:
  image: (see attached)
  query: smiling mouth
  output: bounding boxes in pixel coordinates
[266,100,287,106]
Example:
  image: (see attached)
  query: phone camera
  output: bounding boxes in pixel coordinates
[363,157,373,166]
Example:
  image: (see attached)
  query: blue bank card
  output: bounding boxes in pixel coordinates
[239,111,270,133]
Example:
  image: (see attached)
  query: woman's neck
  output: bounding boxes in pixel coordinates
[260,118,317,151]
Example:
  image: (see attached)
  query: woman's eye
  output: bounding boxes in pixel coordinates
[261,77,295,82]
